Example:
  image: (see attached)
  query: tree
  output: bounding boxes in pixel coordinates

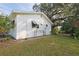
[33,3,64,20]
[33,3,40,12]
[0,15,13,37]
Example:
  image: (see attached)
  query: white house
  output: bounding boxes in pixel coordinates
[9,11,53,40]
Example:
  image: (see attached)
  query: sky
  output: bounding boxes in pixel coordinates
[0,3,34,15]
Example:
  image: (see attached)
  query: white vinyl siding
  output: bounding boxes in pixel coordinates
[9,13,52,39]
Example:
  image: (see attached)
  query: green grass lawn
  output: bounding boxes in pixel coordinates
[0,35,79,56]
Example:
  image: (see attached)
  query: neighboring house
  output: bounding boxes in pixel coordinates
[9,11,53,40]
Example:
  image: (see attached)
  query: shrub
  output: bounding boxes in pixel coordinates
[61,20,72,34]
[74,28,79,39]
[53,26,61,35]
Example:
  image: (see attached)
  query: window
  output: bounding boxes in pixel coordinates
[32,21,39,28]
[37,25,39,28]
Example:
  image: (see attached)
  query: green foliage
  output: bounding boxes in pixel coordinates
[61,20,72,33]
[0,16,13,38]
[74,28,79,39]
[0,16,12,33]
[53,26,61,35]
[62,19,79,39]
